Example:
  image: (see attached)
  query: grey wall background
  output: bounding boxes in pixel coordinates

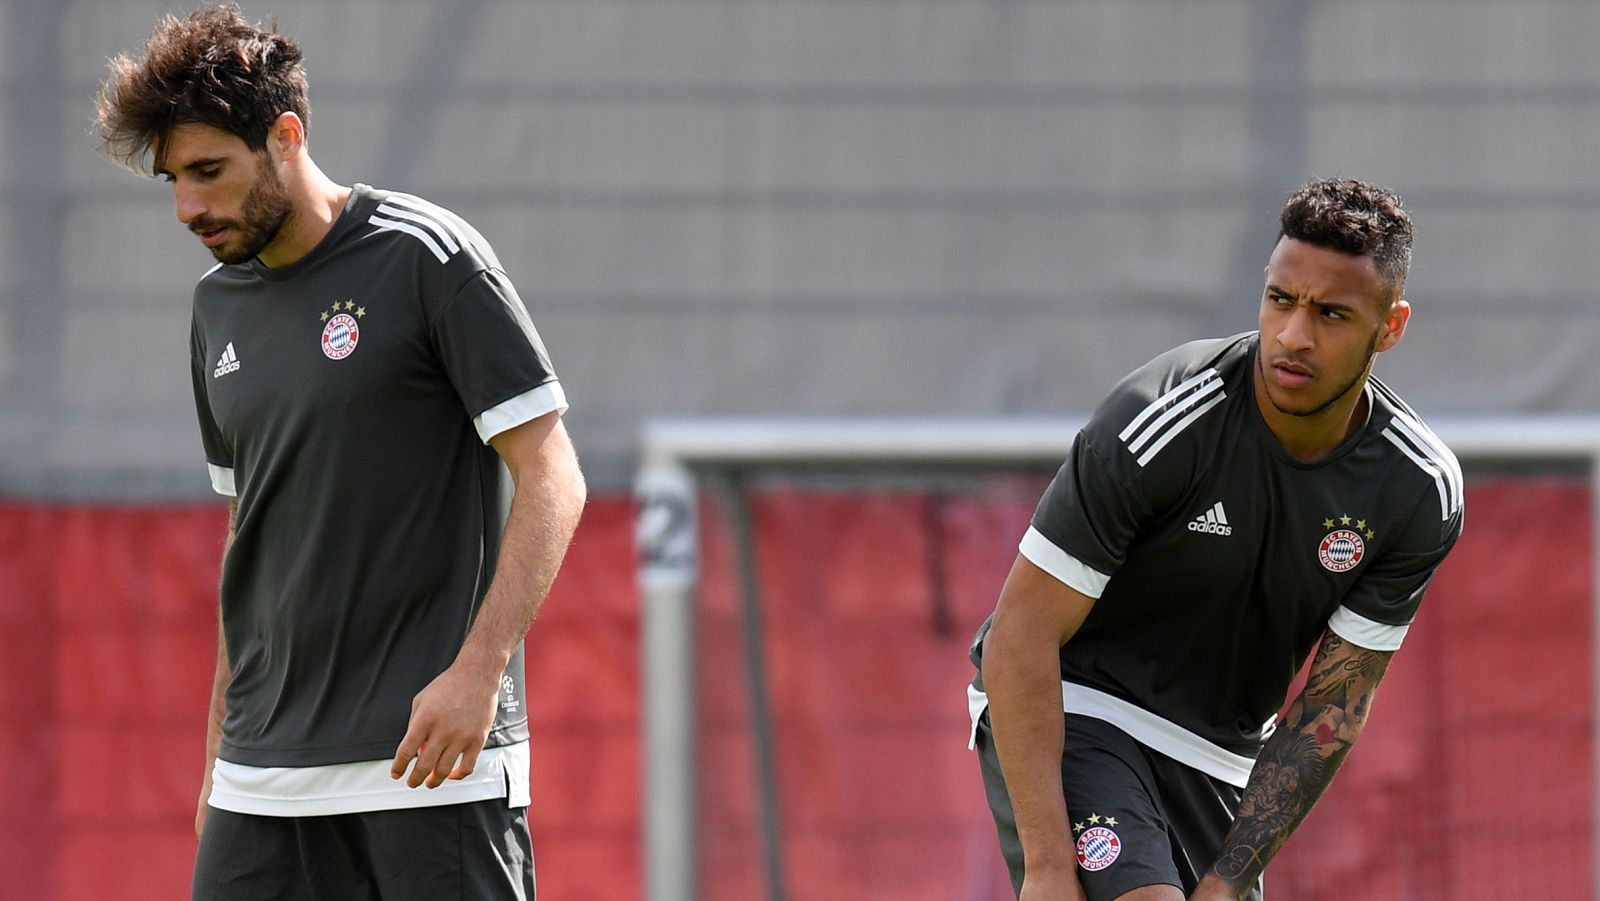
[2,0,1597,497]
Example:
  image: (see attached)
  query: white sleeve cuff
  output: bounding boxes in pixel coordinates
[207,463,237,497]
[1018,526,1111,599]
[473,381,568,444]
[1327,605,1410,651]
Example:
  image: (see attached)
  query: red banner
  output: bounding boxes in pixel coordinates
[0,478,1590,900]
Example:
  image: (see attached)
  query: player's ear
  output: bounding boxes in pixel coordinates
[267,112,306,164]
[1376,296,1410,353]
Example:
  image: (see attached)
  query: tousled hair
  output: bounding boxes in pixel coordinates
[1278,178,1413,290]
[96,4,308,173]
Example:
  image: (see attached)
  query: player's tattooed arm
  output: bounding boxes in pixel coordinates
[1193,632,1393,899]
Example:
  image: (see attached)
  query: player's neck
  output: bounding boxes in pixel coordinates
[1252,364,1371,463]
[257,163,351,269]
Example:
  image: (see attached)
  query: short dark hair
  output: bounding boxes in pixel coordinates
[95,4,309,173]
[1279,178,1413,290]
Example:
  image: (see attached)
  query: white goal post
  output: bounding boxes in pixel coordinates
[634,415,1600,901]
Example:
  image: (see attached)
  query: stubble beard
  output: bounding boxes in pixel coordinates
[207,156,293,265]
[1261,327,1382,420]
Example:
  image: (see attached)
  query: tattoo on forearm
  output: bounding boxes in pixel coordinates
[1209,634,1392,892]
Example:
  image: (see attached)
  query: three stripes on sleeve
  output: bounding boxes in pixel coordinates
[368,193,468,264]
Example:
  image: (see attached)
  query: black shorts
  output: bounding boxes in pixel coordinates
[191,800,535,901]
[976,710,1263,900]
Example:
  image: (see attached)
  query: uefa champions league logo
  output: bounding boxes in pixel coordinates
[499,674,520,712]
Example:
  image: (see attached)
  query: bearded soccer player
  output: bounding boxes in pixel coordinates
[969,178,1463,901]
[96,6,585,899]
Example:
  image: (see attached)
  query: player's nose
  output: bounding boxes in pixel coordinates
[1277,306,1315,351]
[174,185,205,226]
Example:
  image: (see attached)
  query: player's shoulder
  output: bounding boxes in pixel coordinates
[192,259,251,302]
[1367,376,1465,525]
[1122,332,1254,391]
[1086,333,1254,459]
[358,184,500,274]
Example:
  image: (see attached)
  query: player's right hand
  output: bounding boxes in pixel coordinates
[1019,866,1090,901]
[390,659,500,789]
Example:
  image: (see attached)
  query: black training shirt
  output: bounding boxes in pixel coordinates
[971,333,1463,773]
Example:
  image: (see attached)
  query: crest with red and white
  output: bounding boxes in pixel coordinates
[1074,814,1122,871]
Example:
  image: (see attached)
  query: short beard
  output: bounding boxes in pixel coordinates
[1261,327,1381,419]
[211,155,293,264]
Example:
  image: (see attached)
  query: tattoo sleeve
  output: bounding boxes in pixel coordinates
[1206,632,1393,895]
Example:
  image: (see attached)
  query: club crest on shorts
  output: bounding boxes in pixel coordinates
[1074,823,1121,872]
[318,300,366,360]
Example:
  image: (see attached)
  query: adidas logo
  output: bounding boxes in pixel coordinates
[213,342,241,378]
[1187,501,1232,536]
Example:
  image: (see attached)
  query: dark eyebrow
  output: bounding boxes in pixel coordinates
[154,156,227,178]
[1266,283,1354,314]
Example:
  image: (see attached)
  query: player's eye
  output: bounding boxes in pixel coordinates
[198,167,221,179]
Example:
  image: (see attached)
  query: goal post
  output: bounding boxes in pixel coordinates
[635,415,1600,901]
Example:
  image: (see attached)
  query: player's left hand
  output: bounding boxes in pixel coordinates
[389,662,501,789]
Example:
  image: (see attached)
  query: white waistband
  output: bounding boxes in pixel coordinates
[967,683,1258,788]
[209,740,531,816]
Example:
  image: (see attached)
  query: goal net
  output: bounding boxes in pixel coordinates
[636,417,1600,901]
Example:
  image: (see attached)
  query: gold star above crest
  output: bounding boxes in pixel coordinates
[1355,519,1367,530]
[320,310,330,322]
[1087,813,1101,825]
[355,306,367,318]
[1104,817,1118,827]
[344,299,356,311]
[1322,518,1335,529]
[1339,514,1352,526]
[1073,821,1084,834]
[1365,529,1375,541]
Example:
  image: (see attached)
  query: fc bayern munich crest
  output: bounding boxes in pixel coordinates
[1075,826,1121,872]
[1319,529,1365,572]
[321,313,360,360]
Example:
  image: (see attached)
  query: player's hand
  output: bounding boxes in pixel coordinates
[389,661,502,789]
[1018,864,1089,901]
[1188,873,1243,900]
[194,770,213,838]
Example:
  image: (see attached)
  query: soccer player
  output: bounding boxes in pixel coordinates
[969,178,1463,900]
[96,7,585,899]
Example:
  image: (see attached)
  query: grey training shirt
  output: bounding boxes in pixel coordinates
[190,185,564,767]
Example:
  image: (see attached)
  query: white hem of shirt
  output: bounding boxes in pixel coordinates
[207,463,236,497]
[474,382,568,444]
[1018,526,1110,599]
[967,683,1257,788]
[207,740,530,817]
[1327,605,1410,651]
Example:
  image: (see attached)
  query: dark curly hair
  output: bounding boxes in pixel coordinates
[1279,178,1413,292]
[95,4,308,173]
